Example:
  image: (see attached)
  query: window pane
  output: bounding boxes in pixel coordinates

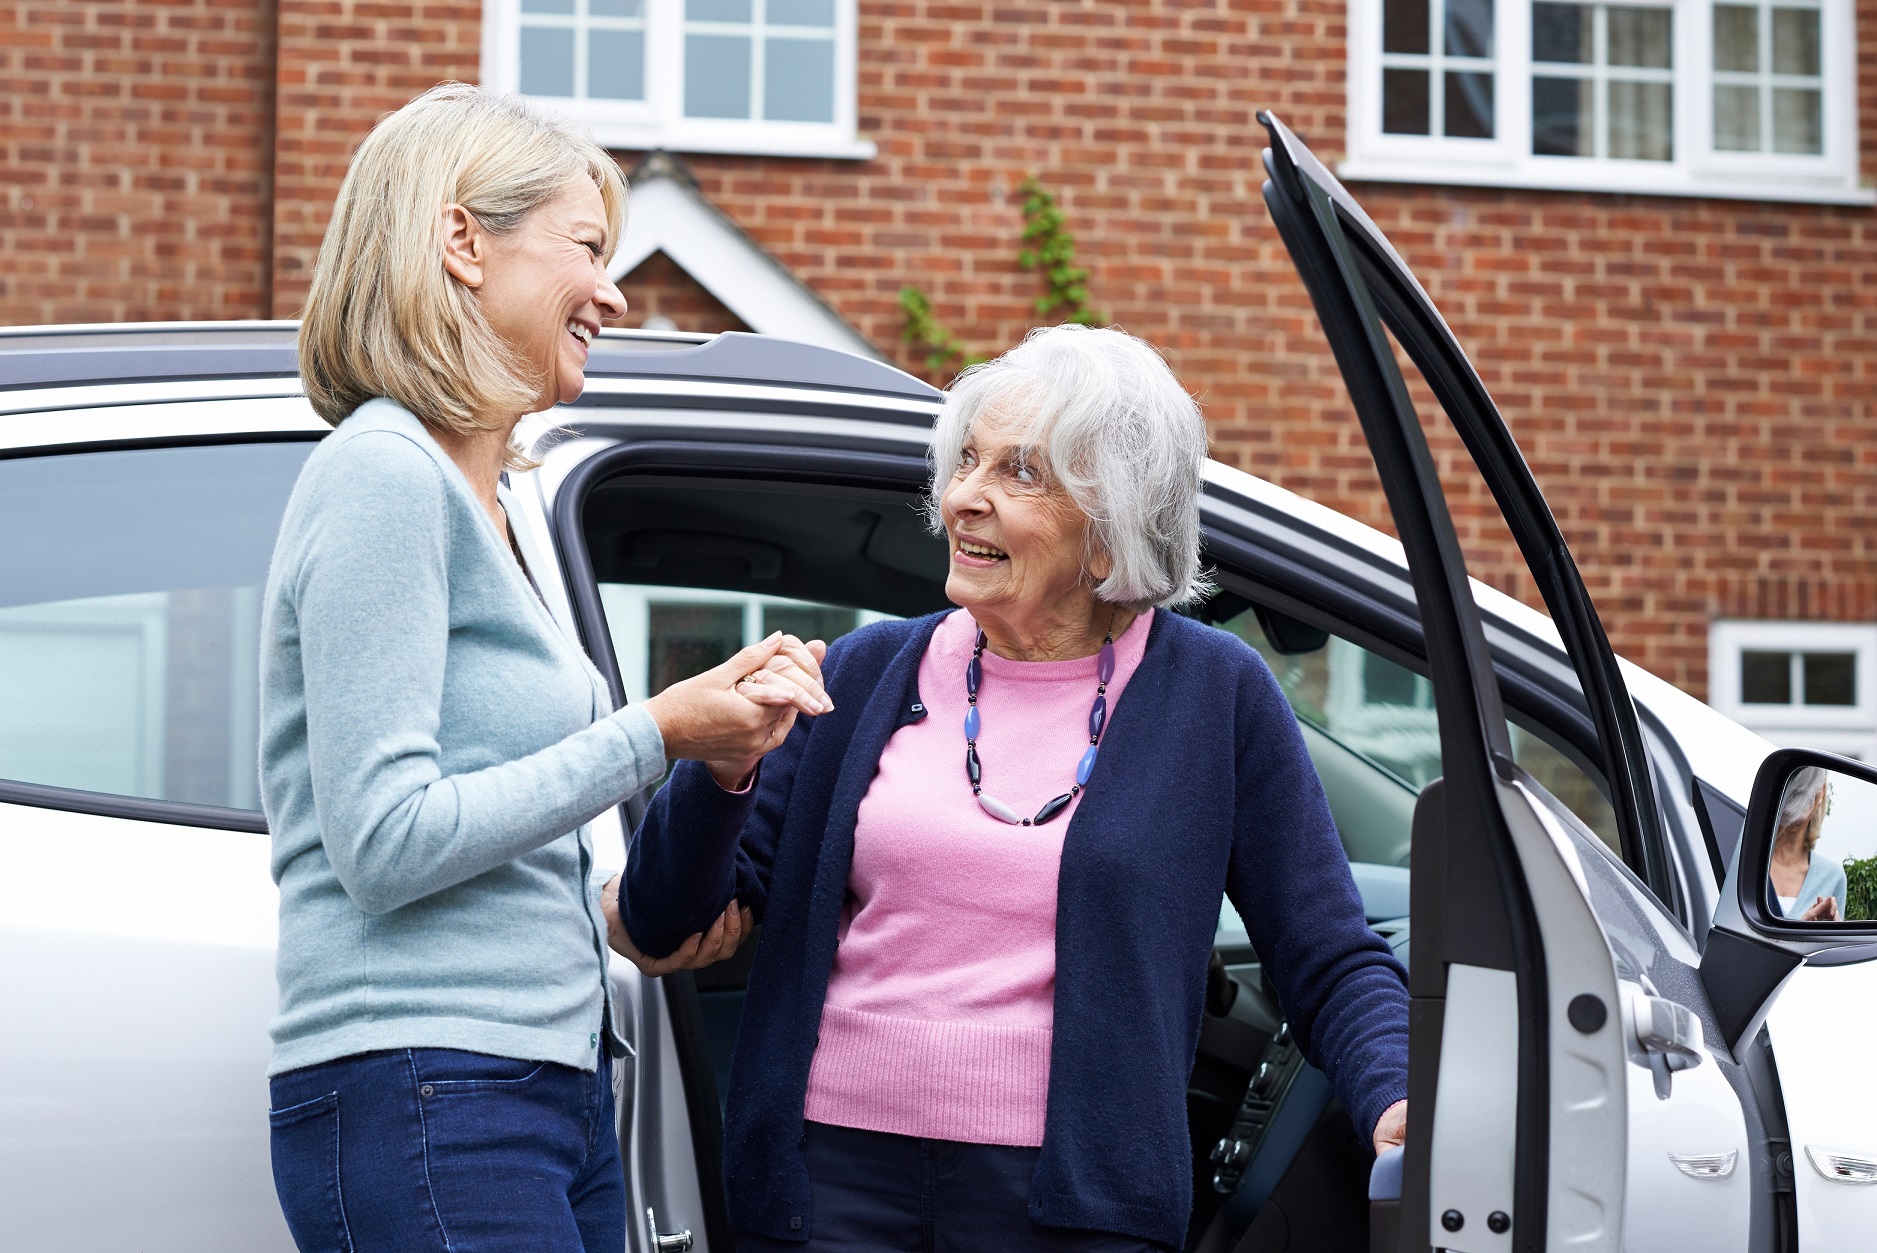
[1383,68,1431,134]
[647,603,744,695]
[1803,652,1856,706]
[1608,79,1673,159]
[590,0,644,14]
[685,33,753,117]
[1713,4,1760,71]
[1533,76,1592,154]
[769,0,834,27]
[1771,6,1820,75]
[1445,70,1495,137]
[763,604,857,642]
[0,442,314,808]
[1742,650,1793,703]
[764,36,835,122]
[1383,0,1430,54]
[1607,6,1672,68]
[1444,0,1494,57]
[589,28,646,100]
[1533,2,1592,63]
[689,0,752,20]
[520,26,577,97]
[522,0,575,12]
[1363,650,1424,706]
[1714,83,1762,149]
[1773,87,1823,153]
[1510,724,1622,855]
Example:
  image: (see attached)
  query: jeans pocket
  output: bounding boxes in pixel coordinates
[268,1092,352,1253]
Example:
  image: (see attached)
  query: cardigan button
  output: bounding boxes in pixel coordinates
[789,1217,803,1231]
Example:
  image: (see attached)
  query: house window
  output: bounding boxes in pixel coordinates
[483,0,874,159]
[1709,621,1877,760]
[1712,1,1824,153]
[1342,0,1869,203]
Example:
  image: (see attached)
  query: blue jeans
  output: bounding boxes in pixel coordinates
[267,1047,624,1253]
[737,1121,1170,1253]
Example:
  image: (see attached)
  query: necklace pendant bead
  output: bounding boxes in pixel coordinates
[963,705,981,740]
[966,655,981,696]
[977,792,1022,825]
[1097,641,1116,683]
[1076,744,1099,787]
[1032,791,1075,825]
[965,744,981,785]
[1088,694,1107,740]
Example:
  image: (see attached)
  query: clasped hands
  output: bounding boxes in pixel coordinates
[606,630,830,978]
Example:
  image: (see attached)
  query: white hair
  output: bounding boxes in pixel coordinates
[1777,766,1829,836]
[926,323,1211,608]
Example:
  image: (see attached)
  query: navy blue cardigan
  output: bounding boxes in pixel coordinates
[623,610,1409,1249]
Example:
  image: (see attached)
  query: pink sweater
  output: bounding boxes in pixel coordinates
[801,607,1153,1146]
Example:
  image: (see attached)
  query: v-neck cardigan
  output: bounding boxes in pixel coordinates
[623,609,1410,1250]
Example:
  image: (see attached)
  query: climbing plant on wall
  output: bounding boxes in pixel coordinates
[899,175,1106,381]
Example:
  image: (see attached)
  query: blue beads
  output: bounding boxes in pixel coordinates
[966,656,981,696]
[966,743,982,785]
[1076,744,1098,786]
[1097,642,1116,683]
[1088,694,1107,739]
[964,705,981,740]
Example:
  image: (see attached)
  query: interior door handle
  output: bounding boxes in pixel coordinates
[1631,994,1703,1072]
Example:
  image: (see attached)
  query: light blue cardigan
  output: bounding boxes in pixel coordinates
[260,399,666,1077]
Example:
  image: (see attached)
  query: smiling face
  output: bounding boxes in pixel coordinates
[940,406,1112,650]
[469,178,626,414]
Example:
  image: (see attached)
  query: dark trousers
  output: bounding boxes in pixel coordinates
[738,1121,1171,1253]
[267,1047,623,1253]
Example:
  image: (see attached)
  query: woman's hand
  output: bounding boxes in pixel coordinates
[602,874,753,976]
[1373,1099,1408,1155]
[1801,894,1841,922]
[641,632,831,784]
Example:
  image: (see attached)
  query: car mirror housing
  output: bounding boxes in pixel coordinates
[1701,747,1877,1060]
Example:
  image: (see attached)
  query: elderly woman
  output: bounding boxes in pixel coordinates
[260,86,826,1252]
[1771,766,1845,921]
[609,324,1410,1251]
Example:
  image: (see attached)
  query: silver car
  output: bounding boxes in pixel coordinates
[2,120,1872,1252]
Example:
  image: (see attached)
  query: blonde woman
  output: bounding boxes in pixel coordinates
[260,85,828,1251]
[1771,766,1845,921]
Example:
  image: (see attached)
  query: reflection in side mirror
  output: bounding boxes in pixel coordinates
[1763,763,1877,924]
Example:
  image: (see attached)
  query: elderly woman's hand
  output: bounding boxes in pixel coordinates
[1801,894,1841,922]
[602,873,753,976]
[641,632,831,788]
[1373,1099,1408,1155]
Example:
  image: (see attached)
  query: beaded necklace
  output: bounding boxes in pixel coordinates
[963,627,1114,827]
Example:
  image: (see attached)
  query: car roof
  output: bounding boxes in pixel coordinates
[0,321,941,402]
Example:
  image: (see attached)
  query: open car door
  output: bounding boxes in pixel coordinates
[1259,115,1789,1252]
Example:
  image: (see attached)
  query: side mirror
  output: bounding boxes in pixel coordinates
[1700,748,1877,1060]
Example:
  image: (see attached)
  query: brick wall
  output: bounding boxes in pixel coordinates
[0,0,277,323]
[270,0,482,316]
[627,0,1877,697]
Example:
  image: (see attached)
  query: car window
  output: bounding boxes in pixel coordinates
[598,581,897,708]
[0,442,316,810]
[1204,598,1622,943]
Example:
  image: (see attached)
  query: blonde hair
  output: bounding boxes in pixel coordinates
[298,83,626,455]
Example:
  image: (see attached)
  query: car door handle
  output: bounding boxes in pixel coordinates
[1630,994,1703,1072]
[645,1207,694,1252]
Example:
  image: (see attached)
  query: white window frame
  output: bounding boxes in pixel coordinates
[1709,620,1877,759]
[1343,0,1871,204]
[482,0,875,160]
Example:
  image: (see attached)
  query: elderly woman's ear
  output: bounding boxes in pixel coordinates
[439,204,487,289]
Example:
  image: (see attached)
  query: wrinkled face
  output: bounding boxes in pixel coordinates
[473,179,625,413]
[940,407,1105,619]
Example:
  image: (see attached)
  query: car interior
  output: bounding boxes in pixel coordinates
[581,467,1626,1253]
